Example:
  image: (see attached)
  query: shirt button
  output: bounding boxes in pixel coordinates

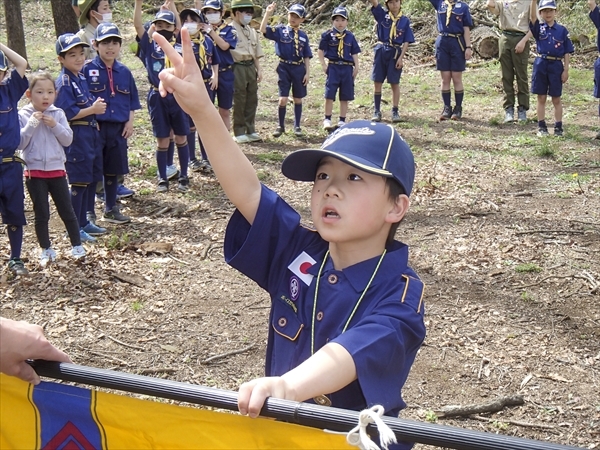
[316,311,324,321]
[278,317,287,327]
[328,274,338,284]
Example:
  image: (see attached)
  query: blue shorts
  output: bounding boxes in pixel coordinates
[205,81,216,104]
[371,44,403,84]
[0,161,26,226]
[531,58,564,97]
[99,122,129,176]
[147,89,189,138]
[594,57,600,99]
[435,35,466,72]
[277,62,307,99]
[66,124,103,185]
[215,67,234,110]
[324,63,354,101]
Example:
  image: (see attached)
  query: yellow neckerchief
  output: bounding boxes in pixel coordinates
[290,25,300,57]
[334,29,346,59]
[444,0,454,27]
[163,37,176,69]
[389,10,403,44]
[191,32,207,71]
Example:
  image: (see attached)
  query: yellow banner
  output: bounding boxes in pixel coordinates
[0,374,352,449]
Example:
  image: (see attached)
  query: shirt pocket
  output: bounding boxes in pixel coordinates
[89,84,107,96]
[0,104,13,114]
[116,85,131,96]
[271,297,303,342]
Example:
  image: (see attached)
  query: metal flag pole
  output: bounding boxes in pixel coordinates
[30,360,583,450]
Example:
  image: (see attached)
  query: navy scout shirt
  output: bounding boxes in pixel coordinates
[138,30,171,88]
[529,20,574,58]
[591,6,600,50]
[55,69,96,122]
[318,28,361,63]
[225,186,426,424]
[264,25,313,62]
[0,69,28,158]
[212,21,238,67]
[371,4,415,46]
[178,34,221,80]
[430,0,473,34]
[84,57,142,123]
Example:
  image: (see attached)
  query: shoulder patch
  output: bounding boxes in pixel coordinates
[61,74,71,86]
[400,274,425,314]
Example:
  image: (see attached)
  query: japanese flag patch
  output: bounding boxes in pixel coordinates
[288,251,317,286]
[88,69,99,77]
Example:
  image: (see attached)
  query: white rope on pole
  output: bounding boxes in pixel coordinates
[346,405,398,450]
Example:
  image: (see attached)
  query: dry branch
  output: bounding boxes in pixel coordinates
[104,333,145,351]
[436,395,524,418]
[201,343,256,364]
[470,415,556,430]
[515,229,585,235]
[138,368,176,375]
[112,271,146,287]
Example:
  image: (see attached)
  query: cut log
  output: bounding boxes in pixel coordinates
[471,25,499,59]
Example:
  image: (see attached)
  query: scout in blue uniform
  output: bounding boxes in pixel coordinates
[154,32,425,450]
[318,6,361,132]
[261,3,312,138]
[0,44,29,276]
[178,8,221,176]
[133,2,191,193]
[201,0,238,147]
[529,0,574,137]
[368,0,414,123]
[429,0,473,120]
[84,23,141,224]
[588,0,600,139]
[54,34,108,243]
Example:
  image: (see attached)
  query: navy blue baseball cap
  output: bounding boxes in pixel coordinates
[56,33,90,55]
[331,6,348,19]
[289,4,307,18]
[94,23,122,42]
[202,0,224,10]
[180,8,204,21]
[0,51,8,72]
[152,10,176,25]
[538,0,556,10]
[282,121,416,196]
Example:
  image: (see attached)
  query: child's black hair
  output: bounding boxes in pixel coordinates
[386,177,406,245]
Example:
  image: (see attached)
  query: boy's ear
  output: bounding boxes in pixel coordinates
[386,194,410,224]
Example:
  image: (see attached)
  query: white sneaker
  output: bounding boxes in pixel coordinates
[40,248,57,267]
[166,164,179,180]
[71,245,86,259]
[246,133,262,142]
[323,119,333,130]
[337,121,345,128]
[234,134,250,144]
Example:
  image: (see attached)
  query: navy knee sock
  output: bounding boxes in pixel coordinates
[442,90,451,107]
[374,92,382,112]
[167,140,175,166]
[294,103,302,128]
[70,184,87,228]
[455,90,464,108]
[199,138,208,161]
[177,143,189,178]
[156,148,168,180]
[104,175,118,211]
[188,131,197,161]
[7,225,23,260]
[82,184,96,227]
[278,106,286,128]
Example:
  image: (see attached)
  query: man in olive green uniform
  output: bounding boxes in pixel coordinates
[488,0,532,123]
[230,0,264,143]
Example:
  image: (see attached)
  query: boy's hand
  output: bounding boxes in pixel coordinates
[93,98,107,115]
[352,66,358,79]
[561,68,569,83]
[122,120,134,138]
[395,57,403,69]
[257,67,263,83]
[161,0,173,11]
[40,114,57,128]
[265,2,276,15]
[588,0,597,10]
[238,376,295,418]
[465,48,473,60]
[302,73,309,85]
[199,23,212,34]
[514,40,526,53]
[209,76,218,90]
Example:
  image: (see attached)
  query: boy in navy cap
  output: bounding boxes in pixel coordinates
[155,30,425,450]
[529,0,574,137]
[318,6,361,132]
[84,23,141,224]
[429,0,473,120]
[55,34,108,242]
[588,0,600,139]
[0,42,29,276]
[261,3,312,137]
[368,0,414,123]
[134,0,192,192]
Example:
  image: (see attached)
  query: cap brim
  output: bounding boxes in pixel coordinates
[152,18,176,24]
[61,42,91,53]
[281,148,394,182]
[78,0,94,25]
[95,33,123,41]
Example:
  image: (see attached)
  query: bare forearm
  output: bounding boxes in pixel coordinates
[463,27,471,47]
[134,0,145,38]
[0,43,27,77]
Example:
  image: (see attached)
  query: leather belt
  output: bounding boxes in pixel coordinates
[279,58,303,66]
[70,119,98,127]
[1,156,26,164]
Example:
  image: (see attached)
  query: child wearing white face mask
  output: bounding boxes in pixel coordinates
[76,0,113,59]
[229,0,264,144]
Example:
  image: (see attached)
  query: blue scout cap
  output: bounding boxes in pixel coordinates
[202,0,224,10]
[331,5,348,19]
[281,120,416,196]
[152,10,176,25]
[94,23,122,42]
[180,8,205,22]
[289,4,306,18]
[538,0,556,10]
[0,51,8,72]
[56,33,90,55]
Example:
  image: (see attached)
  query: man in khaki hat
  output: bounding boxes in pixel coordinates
[229,0,264,143]
[76,0,113,59]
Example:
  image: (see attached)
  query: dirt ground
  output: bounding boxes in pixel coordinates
[1,2,600,449]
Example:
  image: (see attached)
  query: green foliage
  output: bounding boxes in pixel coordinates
[105,232,130,250]
[425,411,438,423]
[515,263,542,273]
[520,291,533,302]
[256,152,284,163]
[132,300,143,311]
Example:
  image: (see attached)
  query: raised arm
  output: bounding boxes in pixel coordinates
[162,0,181,32]
[134,0,145,39]
[0,42,27,78]
[260,2,276,35]
[530,0,538,24]
[589,0,597,12]
[368,0,379,7]
[155,30,261,223]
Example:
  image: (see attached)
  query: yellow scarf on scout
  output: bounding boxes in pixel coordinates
[290,26,300,57]
[389,10,403,45]
[163,37,176,69]
[191,32,207,71]
[335,30,345,59]
[444,0,454,27]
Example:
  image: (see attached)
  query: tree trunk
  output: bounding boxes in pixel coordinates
[471,25,499,59]
[3,0,28,61]
[50,0,79,36]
